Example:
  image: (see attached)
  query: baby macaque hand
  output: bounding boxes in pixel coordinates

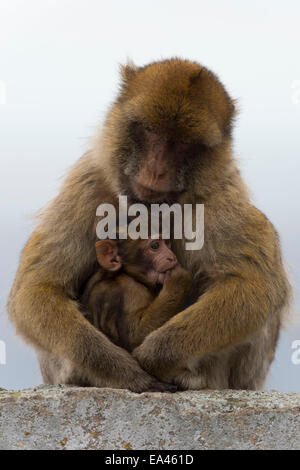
[163,264,193,288]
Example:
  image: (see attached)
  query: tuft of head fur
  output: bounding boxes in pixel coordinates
[118,58,235,142]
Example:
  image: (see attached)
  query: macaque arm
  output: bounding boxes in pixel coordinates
[11,281,162,390]
[133,259,289,381]
[126,270,192,350]
[132,206,290,380]
[7,155,175,393]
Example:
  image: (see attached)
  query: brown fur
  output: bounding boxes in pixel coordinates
[81,260,192,353]
[8,58,290,391]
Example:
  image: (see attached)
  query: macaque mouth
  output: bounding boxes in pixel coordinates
[131,179,183,202]
[131,179,170,197]
[149,259,178,285]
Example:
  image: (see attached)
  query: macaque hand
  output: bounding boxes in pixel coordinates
[132,334,180,383]
[163,264,193,289]
[133,266,193,381]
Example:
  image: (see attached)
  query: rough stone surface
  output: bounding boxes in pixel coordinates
[0,386,299,450]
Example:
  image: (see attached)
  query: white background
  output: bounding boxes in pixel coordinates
[0,0,299,391]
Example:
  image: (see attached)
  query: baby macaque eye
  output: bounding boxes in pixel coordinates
[150,241,160,250]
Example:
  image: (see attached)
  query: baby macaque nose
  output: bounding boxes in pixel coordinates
[167,254,177,266]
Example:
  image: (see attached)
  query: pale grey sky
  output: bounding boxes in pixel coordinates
[0,0,299,391]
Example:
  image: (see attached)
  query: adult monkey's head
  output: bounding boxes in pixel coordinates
[99,58,236,203]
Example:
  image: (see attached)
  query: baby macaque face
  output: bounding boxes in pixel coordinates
[141,238,178,284]
[95,237,178,285]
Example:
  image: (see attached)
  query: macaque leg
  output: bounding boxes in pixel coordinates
[151,315,280,391]
[133,275,285,388]
[37,348,91,387]
[171,319,280,391]
[227,314,281,389]
[11,283,175,393]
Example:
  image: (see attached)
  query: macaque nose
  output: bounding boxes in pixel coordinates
[147,159,168,178]
[167,253,177,267]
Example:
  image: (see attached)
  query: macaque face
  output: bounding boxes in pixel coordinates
[95,238,178,285]
[141,238,178,285]
[123,124,206,202]
[114,60,235,203]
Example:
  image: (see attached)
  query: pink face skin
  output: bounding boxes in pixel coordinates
[131,130,179,202]
[143,238,178,285]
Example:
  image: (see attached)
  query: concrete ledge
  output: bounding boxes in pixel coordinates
[0,386,299,450]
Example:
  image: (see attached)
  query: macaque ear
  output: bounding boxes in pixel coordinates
[95,240,122,272]
[202,122,223,147]
[120,60,138,84]
[189,69,204,87]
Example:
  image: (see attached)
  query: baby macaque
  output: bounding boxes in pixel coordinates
[81,237,192,352]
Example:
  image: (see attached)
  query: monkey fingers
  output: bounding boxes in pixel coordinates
[132,336,180,383]
[146,379,177,393]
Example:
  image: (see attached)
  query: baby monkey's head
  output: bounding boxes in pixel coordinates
[95,237,178,286]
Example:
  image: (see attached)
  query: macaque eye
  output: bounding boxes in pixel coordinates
[150,241,160,250]
[129,121,146,145]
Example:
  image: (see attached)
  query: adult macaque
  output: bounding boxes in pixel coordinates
[8,58,290,391]
[81,237,192,352]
